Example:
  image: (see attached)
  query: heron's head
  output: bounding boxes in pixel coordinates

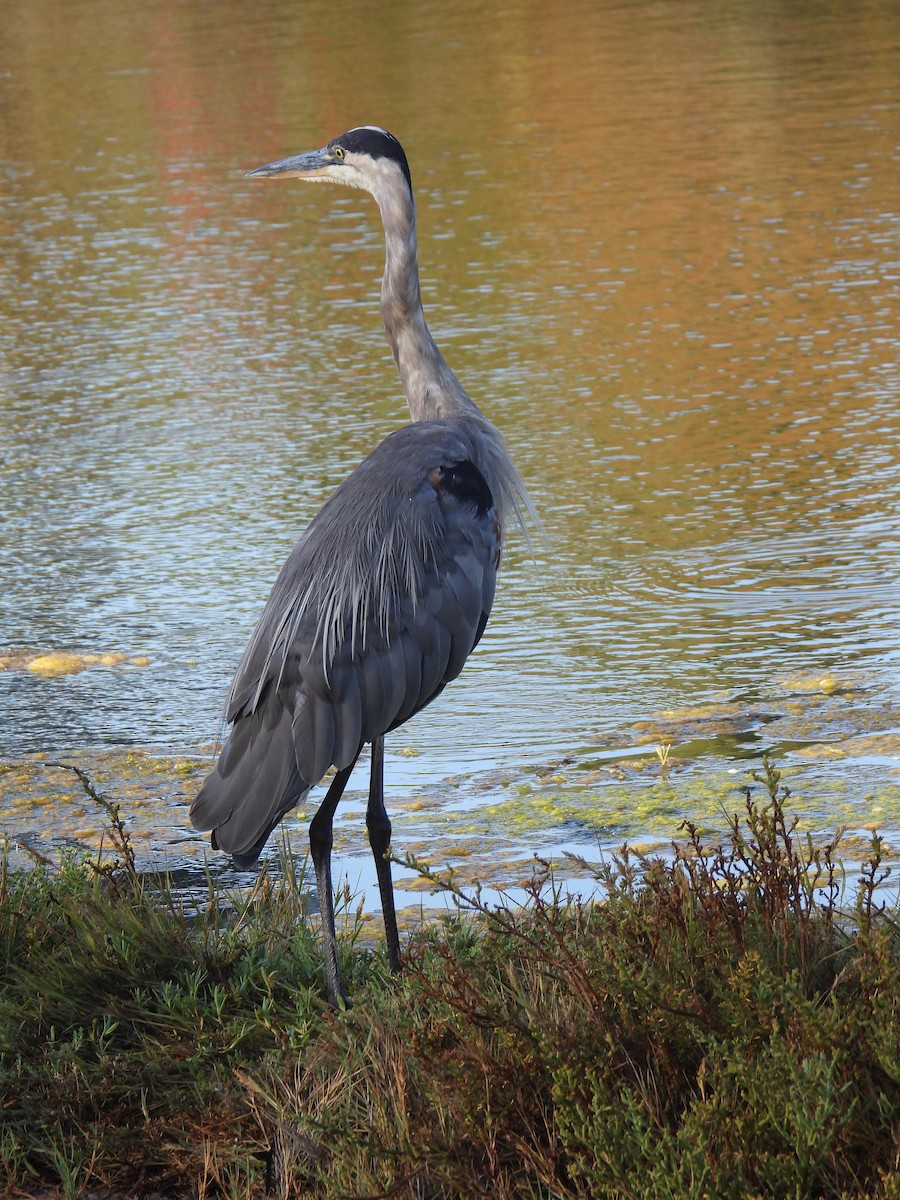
[246,126,412,199]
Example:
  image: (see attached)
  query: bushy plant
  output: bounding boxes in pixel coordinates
[0,769,372,1197]
[261,759,900,1199]
[2,759,898,1198]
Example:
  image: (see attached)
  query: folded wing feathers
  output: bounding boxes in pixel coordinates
[191,419,505,862]
[191,691,307,855]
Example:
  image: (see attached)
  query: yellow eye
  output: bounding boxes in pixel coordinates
[333,145,345,160]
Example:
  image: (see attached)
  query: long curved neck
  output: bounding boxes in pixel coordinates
[373,175,480,423]
[370,168,540,545]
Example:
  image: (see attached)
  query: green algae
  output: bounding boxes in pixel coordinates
[2,667,900,905]
[0,750,210,870]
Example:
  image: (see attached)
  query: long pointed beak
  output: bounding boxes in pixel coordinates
[245,147,332,180]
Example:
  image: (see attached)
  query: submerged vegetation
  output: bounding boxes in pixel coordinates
[1,759,899,1198]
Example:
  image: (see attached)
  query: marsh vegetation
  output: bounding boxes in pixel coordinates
[2,761,898,1198]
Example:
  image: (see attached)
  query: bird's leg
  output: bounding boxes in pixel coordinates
[366,735,402,974]
[309,758,358,1006]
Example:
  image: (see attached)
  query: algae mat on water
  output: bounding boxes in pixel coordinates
[1,668,898,907]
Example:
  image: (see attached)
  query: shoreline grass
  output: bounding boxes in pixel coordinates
[1,758,898,1198]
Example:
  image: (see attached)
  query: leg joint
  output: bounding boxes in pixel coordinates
[308,816,332,857]
[366,807,391,856]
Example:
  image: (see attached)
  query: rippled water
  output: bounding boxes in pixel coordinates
[2,0,899,902]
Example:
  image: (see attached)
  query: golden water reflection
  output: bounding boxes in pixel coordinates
[1,0,899,899]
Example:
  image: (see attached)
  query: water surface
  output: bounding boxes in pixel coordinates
[2,0,899,905]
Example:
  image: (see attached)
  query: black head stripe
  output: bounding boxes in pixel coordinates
[331,126,412,190]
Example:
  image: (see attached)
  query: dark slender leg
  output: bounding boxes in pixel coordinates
[309,757,358,1006]
[366,735,402,973]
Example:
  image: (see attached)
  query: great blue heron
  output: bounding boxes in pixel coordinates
[190,126,535,1005]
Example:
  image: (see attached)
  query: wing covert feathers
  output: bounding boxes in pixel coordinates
[191,417,509,864]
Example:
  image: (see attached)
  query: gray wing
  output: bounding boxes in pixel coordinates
[190,420,501,864]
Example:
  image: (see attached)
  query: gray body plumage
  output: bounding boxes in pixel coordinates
[190,126,535,1003]
[191,419,501,864]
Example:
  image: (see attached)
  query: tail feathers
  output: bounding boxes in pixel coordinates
[191,699,310,866]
